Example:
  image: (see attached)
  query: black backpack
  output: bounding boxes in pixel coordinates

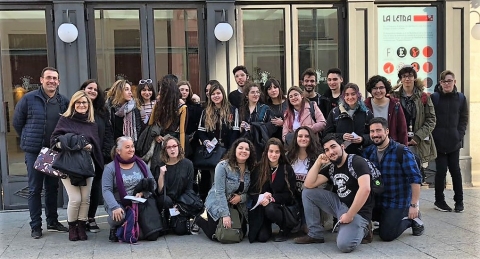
[396,144,421,170]
[329,154,384,194]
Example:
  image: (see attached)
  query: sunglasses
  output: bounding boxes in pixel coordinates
[139,79,153,84]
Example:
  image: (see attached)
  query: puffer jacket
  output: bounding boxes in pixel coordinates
[391,79,437,163]
[431,86,468,154]
[13,88,69,154]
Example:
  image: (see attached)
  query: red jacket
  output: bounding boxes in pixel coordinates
[365,97,408,145]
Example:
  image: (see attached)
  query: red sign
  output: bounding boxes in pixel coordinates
[383,62,394,74]
[414,15,434,22]
[423,46,433,57]
[423,62,433,73]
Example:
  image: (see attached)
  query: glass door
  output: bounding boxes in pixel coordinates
[0,8,55,209]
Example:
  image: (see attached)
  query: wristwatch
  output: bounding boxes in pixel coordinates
[410,203,418,208]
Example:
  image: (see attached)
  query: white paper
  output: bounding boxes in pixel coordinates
[351,132,360,139]
[207,138,218,153]
[124,195,146,203]
[169,208,180,216]
[250,194,265,211]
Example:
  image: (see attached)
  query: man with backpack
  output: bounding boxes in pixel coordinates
[363,117,424,241]
[431,70,469,213]
[294,133,374,253]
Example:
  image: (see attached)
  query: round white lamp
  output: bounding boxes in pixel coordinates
[58,23,79,43]
[214,22,234,42]
[472,11,480,40]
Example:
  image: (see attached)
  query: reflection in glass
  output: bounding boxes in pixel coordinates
[153,10,200,94]
[242,9,285,90]
[0,10,48,176]
[297,9,338,94]
[95,10,142,91]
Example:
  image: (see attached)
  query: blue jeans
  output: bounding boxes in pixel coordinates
[25,152,60,229]
[302,188,369,253]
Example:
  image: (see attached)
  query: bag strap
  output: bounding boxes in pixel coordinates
[396,144,405,165]
[347,154,357,179]
[309,101,317,123]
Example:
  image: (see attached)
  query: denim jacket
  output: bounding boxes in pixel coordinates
[204,160,251,221]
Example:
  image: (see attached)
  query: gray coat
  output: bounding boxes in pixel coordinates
[204,160,251,221]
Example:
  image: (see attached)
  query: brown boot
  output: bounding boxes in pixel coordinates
[68,221,79,241]
[77,221,88,241]
[361,221,373,244]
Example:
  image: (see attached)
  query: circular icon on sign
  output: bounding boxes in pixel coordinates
[423,77,434,88]
[410,47,420,58]
[423,46,433,57]
[397,47,407,58]
[397,62,405,71]
[383,62,395,74]
[423,62,433,73]
[411,62,420,72]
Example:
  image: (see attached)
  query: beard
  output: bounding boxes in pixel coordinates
[330,149,344,166]
[372,136,387,146]
[304,86,314,93]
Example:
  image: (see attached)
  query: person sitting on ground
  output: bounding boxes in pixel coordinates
[194,138,256,241]
[102,136,155,242]
[363,117,424,241]
[248,138,297,243]
[294,134,374,253]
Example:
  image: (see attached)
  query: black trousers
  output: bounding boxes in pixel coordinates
[197,209,247,241]
[435,149,463,203]
[87,166,103,219]
[256,203,285,242]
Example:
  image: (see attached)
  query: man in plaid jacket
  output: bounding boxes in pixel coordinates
[363,117,424,241]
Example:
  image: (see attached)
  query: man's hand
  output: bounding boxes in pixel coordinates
[408,207,419,219]
[339,212,354,224]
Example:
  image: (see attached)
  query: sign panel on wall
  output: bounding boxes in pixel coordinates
[377,7,437,93]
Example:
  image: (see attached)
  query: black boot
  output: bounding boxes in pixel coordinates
[109,228,119,242]
[77,221,88,241]
[274,229,291,242]
[68,221,79,241]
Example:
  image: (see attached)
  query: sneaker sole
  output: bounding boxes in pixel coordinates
[47,229,68,232]
[434,207,452,212]
[88,229,101,233]
[454,210,464,213]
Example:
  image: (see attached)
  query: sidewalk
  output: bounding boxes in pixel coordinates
[0,188,479,259]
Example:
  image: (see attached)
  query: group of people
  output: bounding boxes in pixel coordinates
[13,64,468,253]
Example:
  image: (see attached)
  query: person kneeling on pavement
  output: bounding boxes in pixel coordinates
[294,134,373,253]
[363,117,424,241]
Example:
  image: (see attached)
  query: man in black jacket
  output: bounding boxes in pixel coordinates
[320,68,344,118]
[431,70,469,213]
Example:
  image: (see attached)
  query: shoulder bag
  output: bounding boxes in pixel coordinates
[34,146,67,179]
[214,205,244,244]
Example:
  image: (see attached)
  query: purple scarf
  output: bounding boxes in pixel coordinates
[114,154,149,206]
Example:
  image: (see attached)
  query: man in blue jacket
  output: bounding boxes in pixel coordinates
[13,67,70,239]
[363,117,424,241]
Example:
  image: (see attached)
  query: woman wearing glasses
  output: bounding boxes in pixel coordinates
[51,90,105,241]
[154,136,195,235]
[136,79,156,125]
[105,80,143,142]
[364,75,408,145]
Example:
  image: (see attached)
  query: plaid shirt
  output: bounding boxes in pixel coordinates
[363,140,422,209]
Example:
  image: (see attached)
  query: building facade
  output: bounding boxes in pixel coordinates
[0,0,476,209]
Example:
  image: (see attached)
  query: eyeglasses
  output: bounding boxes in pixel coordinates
[401,74,414,79]
[166,144,179,150]
[441,79,454,84]
[372,86,386,91]
[75,101,88,106]
[139,79,153,84]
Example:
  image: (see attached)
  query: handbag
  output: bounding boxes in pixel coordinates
[33,147,67,179]
[137,196,164,241]
[176,189,204,217]
[192,145,227,170]
[280,202,301,229]
[214,206,243,244]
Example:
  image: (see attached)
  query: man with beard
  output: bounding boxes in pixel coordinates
[319,68,344,118]
[363,117,424,241]
[228,65,249,109]
[301,68,324,110]
[294,133,374,253]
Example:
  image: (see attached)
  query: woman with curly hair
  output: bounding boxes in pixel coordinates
[105,80,143,142]
[136,79,156,125]
[324,83,373,155]
[364,75,408,145]
[248,138,297,243]
[194,138,256,241]
[239,82,271,133]
[79,79,114,233]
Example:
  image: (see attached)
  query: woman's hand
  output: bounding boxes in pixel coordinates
[84,144,92,151]
[263,192,272,200]
[343,133,353,141]
[228,194,241,205]
[112,208,124,222]
[135,192,143,198]
[156,135,164,143]
[223,216,232,229]
[261,197,270,206]
[160,165,167,175]
[192,94,200,104]
[271,117,284,127]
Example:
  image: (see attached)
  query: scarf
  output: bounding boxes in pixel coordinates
[72,112,89,122]
[115,99,138,141]
[114,154,149,206]
[401,89,417,123]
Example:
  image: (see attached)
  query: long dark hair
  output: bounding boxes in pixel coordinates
[224,138,256,171]
[153,78,181,131]
[178,80,194,105]
[79,79,107,117]
[136,80,156,104]
[256,138,288,193]
[286,126,321,167]
[284,86,308,131]
[263,78,285,105]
